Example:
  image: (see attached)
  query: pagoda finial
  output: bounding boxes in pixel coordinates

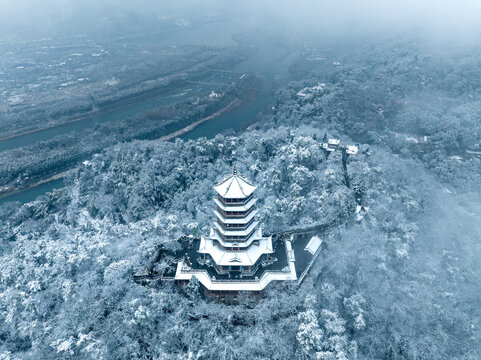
[233,164,237,176]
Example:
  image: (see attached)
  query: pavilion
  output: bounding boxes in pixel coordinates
[174,167,298,295]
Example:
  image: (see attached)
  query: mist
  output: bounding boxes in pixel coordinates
[1,1,481,359]
[2,0,481,44]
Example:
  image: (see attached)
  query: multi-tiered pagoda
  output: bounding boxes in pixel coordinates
[200,166,273,276]
[175,167,298,295]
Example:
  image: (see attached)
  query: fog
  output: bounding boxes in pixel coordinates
[1,1,481,359]
[1,0,481,44]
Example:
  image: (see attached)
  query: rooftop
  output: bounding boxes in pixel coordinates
[214,170,256,199]
[135,232,324,292]
[182,236,287,281]
[214,197,257,211]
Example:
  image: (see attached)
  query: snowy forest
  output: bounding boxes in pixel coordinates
[1,1,481,359]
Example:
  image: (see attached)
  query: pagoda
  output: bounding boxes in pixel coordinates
[201,166,273,276]
[175,167,298,295]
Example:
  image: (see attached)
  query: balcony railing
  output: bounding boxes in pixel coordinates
[218,194,253,206]
[180,268,291,283]
[215,226,257,242]
[217,205,255,218]
[217,217,256,231]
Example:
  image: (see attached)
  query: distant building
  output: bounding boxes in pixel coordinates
[390,131,429,145]
[346,145,359,155]
[174,168,300,296]
[322,138,340,152]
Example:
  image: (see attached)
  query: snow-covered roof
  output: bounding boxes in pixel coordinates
[214,208,258,224]
[322,143,336,152]
[198,236,273,267]
[328,138,340,146]
[305,236,322,255]
[214,197,257,211]
[346,145,358,155]
[174,241,297,291]
[214,171,256,199]
[214,220,259,237]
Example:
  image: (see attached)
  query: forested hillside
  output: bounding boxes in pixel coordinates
[1,37,481,359]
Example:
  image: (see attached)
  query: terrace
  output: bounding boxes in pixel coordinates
[181,235,288,281]
[134,231,323,292]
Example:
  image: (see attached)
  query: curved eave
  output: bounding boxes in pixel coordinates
[214,209,258,225]
[177,240,296,291]
[209,227,263,248]
[213,174,256,199]
[214,220,259,237]
[198,236,273,267]
[214,197,257,211]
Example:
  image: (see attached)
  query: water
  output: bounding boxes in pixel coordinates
[0,178,64,205]
[181,33,298,140]
[0,83,215,152]
[0,19,238,153]
[0,24,298,206]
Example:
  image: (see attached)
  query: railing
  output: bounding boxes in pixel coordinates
[184,241,292,282]
[217,205,256,218]
[181,267,290,284]
[215,226,257,242]
[218,194,253,206]
[217,217,256,231]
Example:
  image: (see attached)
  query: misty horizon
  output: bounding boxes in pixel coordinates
[0,1,480,359]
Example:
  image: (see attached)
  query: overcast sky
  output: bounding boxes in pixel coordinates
[1,0,480,43]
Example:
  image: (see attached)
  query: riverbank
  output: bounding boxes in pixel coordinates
[0,78,189,143]
[0,96,244,204]
[0,171,68,200]
[159,99,240,141]
[0,73,260,203]
[0,30,299,206]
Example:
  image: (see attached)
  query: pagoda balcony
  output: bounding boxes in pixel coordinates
[209,227,263,249]
[214,221,259,241]
[217,194,253,206]
[198,234,273,267]
[214,197,257,212]
[212,260,262,277]
[216,217,256,232]
[214,208,258,225]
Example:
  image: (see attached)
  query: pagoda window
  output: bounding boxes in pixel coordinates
[218,194,253,205]
[218,206,255,218]
[220,217,255,230]
[220,227,257,241]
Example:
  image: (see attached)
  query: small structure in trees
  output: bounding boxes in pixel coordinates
[346,145,359,155]
[321,137,358,155]
[322,138,340,152]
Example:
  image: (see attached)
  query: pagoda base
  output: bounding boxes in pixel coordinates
[174,239,297,293]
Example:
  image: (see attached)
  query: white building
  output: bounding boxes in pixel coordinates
[322,138,340,152]
[346,145,359,155]
[175,168,297,295]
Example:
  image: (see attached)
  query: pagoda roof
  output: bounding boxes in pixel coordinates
[214,208,258,224]
[198,236,273,267]
[174,240,297,291]
[214,197,257,212]
[209,227,263,249]
[214,220,259,237]
[214,171,256,199]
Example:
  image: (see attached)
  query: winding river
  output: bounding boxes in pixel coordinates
[0,23,298,206]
